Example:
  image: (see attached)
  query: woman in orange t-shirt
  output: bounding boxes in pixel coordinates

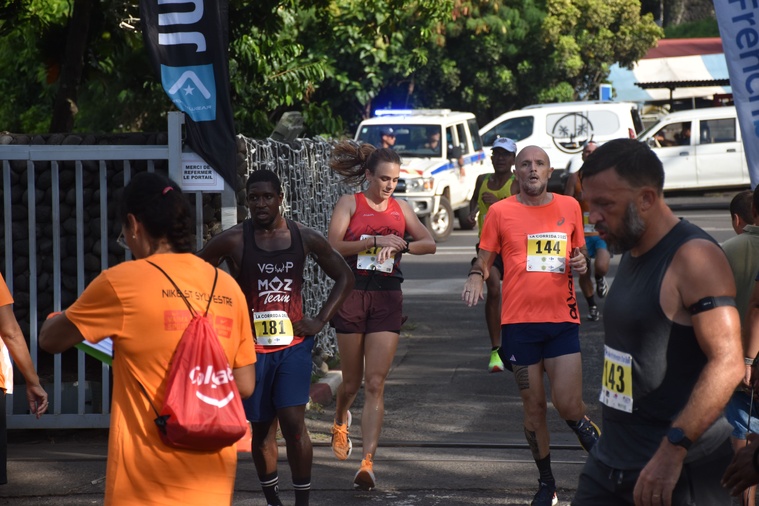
[40,172,256,506]
[0,273,48,484]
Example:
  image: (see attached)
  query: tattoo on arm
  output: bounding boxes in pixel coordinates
[514,365,530,390]
[524,426,540,461]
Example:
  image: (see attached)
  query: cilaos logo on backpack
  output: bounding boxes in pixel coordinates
[189,364,237,408]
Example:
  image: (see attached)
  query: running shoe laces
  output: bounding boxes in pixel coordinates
[569,415,601,452]
[331,410,352,460]
[596,276,609,298]
[489,348,505,373]
[531,480,558,506]
[587,305,600,322]
[353,453,376,491]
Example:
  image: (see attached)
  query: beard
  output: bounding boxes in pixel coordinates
[604,202,646,254]
[521,179,547,197]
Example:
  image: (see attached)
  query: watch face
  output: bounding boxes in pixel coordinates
[668,427,691,449]
[669,428,684,442]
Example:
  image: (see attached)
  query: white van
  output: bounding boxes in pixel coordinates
[638,106,749,191]
[479,101,643,192]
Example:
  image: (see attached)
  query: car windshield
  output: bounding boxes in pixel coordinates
[356,125,444,157]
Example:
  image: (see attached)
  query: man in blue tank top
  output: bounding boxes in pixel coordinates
[573,139,743,505]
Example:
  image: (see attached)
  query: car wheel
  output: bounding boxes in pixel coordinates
[455,207,476,230]
[424,196,453,242]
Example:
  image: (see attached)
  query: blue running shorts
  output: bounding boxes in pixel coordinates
[501,322,580,367]
[243,335,315,423]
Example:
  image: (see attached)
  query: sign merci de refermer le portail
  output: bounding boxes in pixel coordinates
[180,151,225,192]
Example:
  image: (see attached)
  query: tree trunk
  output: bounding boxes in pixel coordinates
[662,0,686,28]
[50,0,93,133]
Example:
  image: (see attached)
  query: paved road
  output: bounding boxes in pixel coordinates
[0,194,738,505]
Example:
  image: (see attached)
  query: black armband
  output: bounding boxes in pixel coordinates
[687,296,736,315]
[400,241,410,254]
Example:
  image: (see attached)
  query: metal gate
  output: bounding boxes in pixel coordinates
[0,113,201,429]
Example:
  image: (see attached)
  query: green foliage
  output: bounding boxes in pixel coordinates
[409,0,661,126]
[0,0,662,139]
[664,18,720,38]
[542,0,663,98]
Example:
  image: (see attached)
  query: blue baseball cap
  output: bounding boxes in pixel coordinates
[380,127,395,136]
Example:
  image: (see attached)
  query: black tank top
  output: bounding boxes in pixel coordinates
[236,218,306,353]
[594,219,732,467]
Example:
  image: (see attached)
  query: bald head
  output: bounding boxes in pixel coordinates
[515,145,551,167]
[515,145,553,198]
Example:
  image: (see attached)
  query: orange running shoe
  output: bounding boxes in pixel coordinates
[353,453,376,491]
[330,410,352,460]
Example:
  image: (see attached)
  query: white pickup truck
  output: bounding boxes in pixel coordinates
[354,109,493,241]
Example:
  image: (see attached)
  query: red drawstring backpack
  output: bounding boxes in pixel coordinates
[140,261,248,451]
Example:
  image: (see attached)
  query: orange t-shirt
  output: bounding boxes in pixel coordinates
[480,194,585,325]
[64,253,256,506]
[0,274,13,391]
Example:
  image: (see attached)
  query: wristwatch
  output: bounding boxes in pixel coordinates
[667,427,692,450]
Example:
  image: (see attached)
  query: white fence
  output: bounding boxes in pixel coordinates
[0,114,346,429]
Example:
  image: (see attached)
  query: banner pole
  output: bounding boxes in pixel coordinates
[168,111,185,183]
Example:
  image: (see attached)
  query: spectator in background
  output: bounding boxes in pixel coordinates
[564,141,610,322]
[674,122,692,146]
[722,186,759,506]
[424,130,442,155]
[379,127,396,149]
[730,189,754,235]
[0,275,48,484]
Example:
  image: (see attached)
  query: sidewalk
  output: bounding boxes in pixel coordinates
[0,369,346,504]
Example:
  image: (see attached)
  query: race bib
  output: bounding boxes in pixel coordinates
[599,345,633,413]
[356,234,393,273]
[526,232,567,273]
[253,310,294,346]
[583,212,595,234]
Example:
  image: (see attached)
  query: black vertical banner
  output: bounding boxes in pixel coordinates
[140,0,237,189]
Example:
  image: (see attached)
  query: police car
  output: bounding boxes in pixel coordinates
[354,109,493,242]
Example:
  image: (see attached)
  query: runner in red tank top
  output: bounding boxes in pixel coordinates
[327,142,436,491]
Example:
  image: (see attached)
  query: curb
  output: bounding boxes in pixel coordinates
[309,370,343,407]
